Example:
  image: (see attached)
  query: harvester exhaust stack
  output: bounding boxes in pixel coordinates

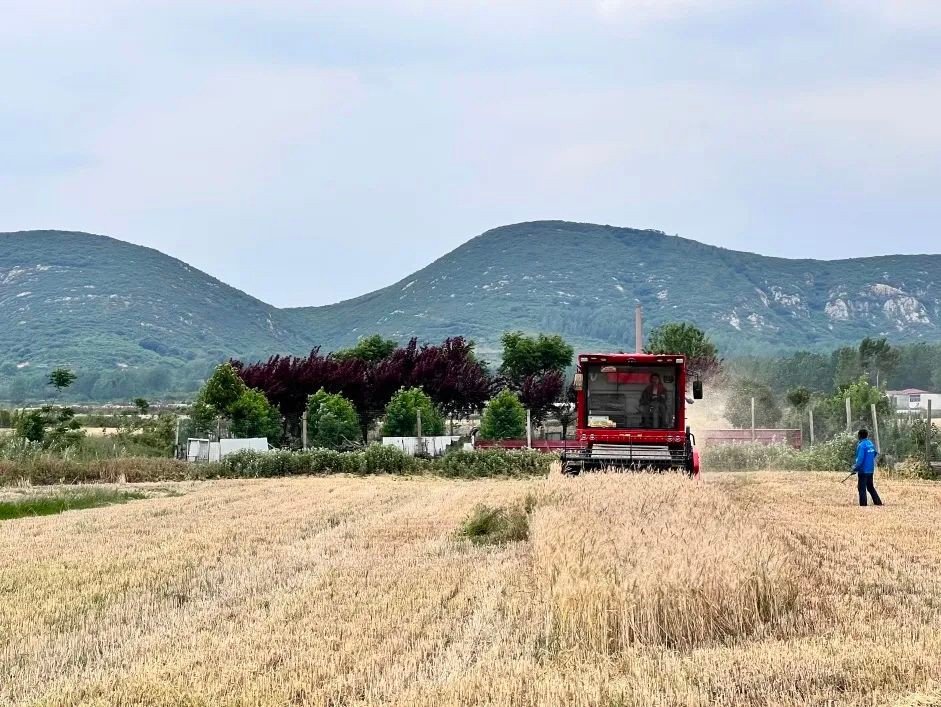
[635,303,643,353]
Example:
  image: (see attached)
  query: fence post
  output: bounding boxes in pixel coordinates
[416,408,423,457]
[808,408,815,446]
[845,397,852,433]
[750,397,756,442]
[927,400,933,463]
[301,411,308,451]
[174,416,181,458]
[526,409,532,449]
[870,403,881,456]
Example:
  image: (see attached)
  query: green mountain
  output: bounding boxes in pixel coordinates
[0,230,309,372]
[287,221,941,357]
[2,223,940,379]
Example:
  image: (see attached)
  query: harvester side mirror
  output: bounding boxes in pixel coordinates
[692,380,703,400]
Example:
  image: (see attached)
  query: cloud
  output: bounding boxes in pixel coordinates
[594,0,746,21]
[50,66,364,209]
[832,0,941,28]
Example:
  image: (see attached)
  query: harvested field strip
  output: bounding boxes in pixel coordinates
[0,472,940,705]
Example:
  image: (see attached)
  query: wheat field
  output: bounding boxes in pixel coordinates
[2,470,940,706]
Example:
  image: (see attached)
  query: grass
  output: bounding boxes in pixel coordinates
[459,503,531,545]
[1,469,940,705]
[0,487,147,521]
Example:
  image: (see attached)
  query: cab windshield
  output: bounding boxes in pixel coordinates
[584,363,678,430]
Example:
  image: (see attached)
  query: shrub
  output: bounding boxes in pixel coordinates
[438,449,551,478]
[459,503,530,545]
[888,456,937,480]
[382,387,444,437]
[479,389,526,440]
[701,433,859,472]
[361,444,417,474]
[0,446,552,485]
[307,389,360,450]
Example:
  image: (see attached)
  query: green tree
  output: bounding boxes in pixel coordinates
[198,362,247,413]
[646,322,717,360]
[826,377,890,423]
[189,399,218,437]
[832,347,862,390]
[382,387,444,437]
[646,322,722,380]
[332,334,398,363]
[480,389,527,440]
[307,388,360,450]
[724,380,782,429]
[15,406,84,448]
[15,409,46,443]
[47,368,77,396]
[785,387,812,411]
[229,389,282,442]
[859,337,900,388]
[499,332,573,380]
[133,397,150,415]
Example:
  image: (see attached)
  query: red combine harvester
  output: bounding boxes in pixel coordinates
[561,352,703,475]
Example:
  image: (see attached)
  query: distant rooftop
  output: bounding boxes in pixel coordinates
[888,388,934,396]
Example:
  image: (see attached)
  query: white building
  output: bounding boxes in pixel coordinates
[887,389,941,413]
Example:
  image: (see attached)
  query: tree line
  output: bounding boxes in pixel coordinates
[188,333,576,447]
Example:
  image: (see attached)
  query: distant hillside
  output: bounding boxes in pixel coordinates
[1,224,940,379]
[287,221,941,357]
[0,231,310,372]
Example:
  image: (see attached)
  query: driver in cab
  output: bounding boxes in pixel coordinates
[640,373,668,428]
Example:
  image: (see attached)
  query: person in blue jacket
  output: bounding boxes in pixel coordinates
[853,428,882,507]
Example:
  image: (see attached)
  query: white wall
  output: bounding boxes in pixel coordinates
[382,436,461,457]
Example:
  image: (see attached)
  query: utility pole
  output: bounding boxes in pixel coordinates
[634,303,643,353]
[301,411,308,451]
[526,409,532,449]
[870,404,881,456]
[808,408,815,446]
[751,397,756,442]
[845,397,852,433]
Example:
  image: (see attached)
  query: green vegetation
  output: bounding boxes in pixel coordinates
[458,503,530,545]
[479,389,527,440]
[47,368,77,395]
[306,389,360,450]
[0,446,554,486]
[191,363,283,444]
[332,334,398,363]
[702,434,858,472]
[498,331,574,380]
[0,488,147,521]
[381,387,444,437]
[646,322,718,360]
[229,389,282,441]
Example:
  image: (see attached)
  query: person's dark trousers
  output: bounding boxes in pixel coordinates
[858,472,883,506]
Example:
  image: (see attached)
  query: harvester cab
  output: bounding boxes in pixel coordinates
[561,353,701,476]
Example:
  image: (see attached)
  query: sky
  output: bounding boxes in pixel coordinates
[2,0,941,307]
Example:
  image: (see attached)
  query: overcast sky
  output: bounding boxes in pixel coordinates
[2,1,940,307]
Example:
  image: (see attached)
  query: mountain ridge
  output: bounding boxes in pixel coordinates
[2,222,939,371]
